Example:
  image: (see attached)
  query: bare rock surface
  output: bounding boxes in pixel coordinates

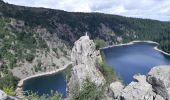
[109,65,170,100]
[110,81,124,99]
[155,94,165,100]
[69,35,105,90]
[121,75,156,100]
[147,65,170,100]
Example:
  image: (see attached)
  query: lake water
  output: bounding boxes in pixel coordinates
[22,42,170,97]
[102,42,170,84]
[22,73,67,98]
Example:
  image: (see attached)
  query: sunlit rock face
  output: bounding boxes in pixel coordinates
[110,66,170,100]
[69,35,105,91]
[147,66,170,100]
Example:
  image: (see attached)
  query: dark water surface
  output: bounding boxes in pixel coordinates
[102,42,170,84]
[22,73,66,98]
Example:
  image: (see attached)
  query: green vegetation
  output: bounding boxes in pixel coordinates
[0,73,19,96]
[0,17,47,70]
[63,64,73,83]
[3,87,16,96]
[72,78,103,100]
[1,1,170,54]
[0,2,170,99]
[34,61,42,72]
[95,39,106,50]
[97,52,117,84]
[25,54,35,62]
[97,60,117,84]
[0,17,48,97]
[1,1,170,53]
[26,90,62,100]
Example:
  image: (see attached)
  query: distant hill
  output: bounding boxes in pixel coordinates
[0,1,170,48]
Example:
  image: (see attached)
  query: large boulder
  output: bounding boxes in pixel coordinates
[154,95,165,100]
[147,65,170,100]
[121,75,156,100]
[69,35,105,90]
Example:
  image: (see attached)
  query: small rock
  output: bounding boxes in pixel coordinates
[133,74,147,82]
[110,81,124,99]
[155,95,164,100]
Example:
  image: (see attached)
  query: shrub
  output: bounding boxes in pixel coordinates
[63,64,72,83]
[0,73,19,89]
[3,87,16,96]
[26,54,35,62]
[97,61,116,84]
[97,52,117,84]
[0,73,19,96]
[26,90,62,100]
[72,78,103,100]
[95,39,106,50]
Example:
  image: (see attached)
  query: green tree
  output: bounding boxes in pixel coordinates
[25,54,35,62]
[72,78,103,100]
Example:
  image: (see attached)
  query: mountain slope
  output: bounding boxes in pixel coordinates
[0,1,170,48]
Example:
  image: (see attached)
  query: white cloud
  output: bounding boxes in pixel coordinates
[3,0,170,21]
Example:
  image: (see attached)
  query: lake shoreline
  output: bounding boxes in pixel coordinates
[15,62,72,98]
[101,40,170,56]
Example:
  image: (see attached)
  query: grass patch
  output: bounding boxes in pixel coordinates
[97,51,117,84]
[25,90,62,100]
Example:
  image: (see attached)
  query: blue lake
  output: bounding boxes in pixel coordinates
[22,73,67,98]
[22,42,170,97]
[102,42,170,84]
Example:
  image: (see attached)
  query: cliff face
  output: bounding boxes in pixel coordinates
[68,35,170,100]
[0,17,71,79]
[110,65,170,100]
[69,35,105,90]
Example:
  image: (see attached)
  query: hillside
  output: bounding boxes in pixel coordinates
[0,1,170,50]
[0,0,170,98]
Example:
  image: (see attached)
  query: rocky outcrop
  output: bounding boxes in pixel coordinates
[121,75,156,100]
[69,35,105,90]
[110,65,170,100]
[147,65,170,100]
[0,90,18,100]
[110,81,124,100]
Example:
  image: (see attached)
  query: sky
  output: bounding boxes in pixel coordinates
[3,0,170,21]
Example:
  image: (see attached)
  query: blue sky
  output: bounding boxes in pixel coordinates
[4,0,170,21]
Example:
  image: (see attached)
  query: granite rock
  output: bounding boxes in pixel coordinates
[147,65,170,100]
